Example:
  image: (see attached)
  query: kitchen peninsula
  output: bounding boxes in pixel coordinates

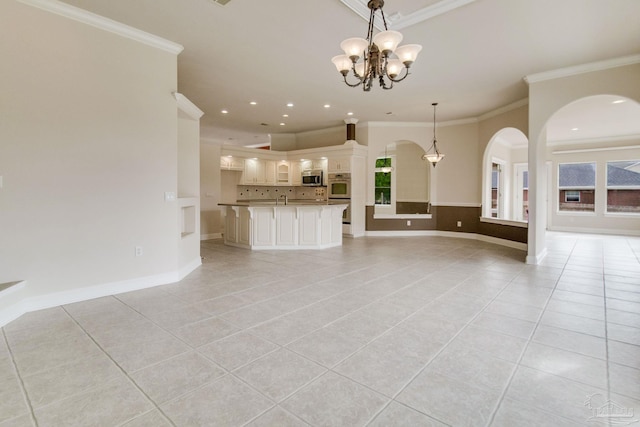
[220,201,347,250]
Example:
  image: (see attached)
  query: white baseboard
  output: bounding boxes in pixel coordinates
[365,230,527,251]
[0,257,202,328]
[526,247,548,265]
[201,233,222,241]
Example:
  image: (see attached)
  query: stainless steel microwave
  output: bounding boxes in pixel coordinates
[301,170,323,186]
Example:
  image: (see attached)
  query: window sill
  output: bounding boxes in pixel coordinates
[479,217,528,228]
[556,211,596,216]
[604,212,640,218]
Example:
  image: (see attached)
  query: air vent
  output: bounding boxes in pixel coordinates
[211,0,232,5]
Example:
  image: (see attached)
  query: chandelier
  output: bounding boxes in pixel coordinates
[331,0,422,91]
[422,103,445,167]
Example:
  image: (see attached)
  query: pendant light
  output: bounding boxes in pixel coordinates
[422,102,445,167]
[381,145,393,173]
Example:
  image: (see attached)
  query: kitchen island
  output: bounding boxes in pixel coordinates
[220,202,348,250]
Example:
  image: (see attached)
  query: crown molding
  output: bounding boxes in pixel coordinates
[478,99,529,121]
[17,0,184,55]
[366,117,478,128]
[551,143,640,155]
[340,0,477,30]
[524,54,640,85]
[547,134,640,147]
[174,93,204,120]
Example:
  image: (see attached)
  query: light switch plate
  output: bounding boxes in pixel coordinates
[165,191,176,202]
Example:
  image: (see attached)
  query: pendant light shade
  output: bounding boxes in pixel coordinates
[422,102,445,167]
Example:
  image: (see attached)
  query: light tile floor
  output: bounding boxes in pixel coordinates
[1,232,639,426]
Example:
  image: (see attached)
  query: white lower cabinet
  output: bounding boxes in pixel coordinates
[276,207,297,245]
[222,204,347,250]
[298,209,319,246]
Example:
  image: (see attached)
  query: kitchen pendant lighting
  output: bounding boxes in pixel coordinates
[331,0,422,91]
[422,102,445,167]
[381,146,393,173]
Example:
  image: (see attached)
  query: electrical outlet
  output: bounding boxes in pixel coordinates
[135,246,143,257]
[457,221,462,227]
[164,191,176,202]
[407,220,411,226]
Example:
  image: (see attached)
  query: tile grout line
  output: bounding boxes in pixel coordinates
[1,328,39,427]
[60,306,178,427]
[360,260,530,426]
[484,238,579,427]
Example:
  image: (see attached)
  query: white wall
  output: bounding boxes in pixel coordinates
[527,60,640,262]
[200,143,223,239]
[0,0,191,324]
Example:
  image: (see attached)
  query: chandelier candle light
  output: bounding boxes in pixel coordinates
[422,102,445,167]
[331,0,422,91]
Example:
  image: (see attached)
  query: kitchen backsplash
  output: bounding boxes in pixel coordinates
[237,186,326,201]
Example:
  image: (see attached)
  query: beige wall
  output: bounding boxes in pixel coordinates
[0,1,186,323]
[396,142,429,202]
[527,62,640,261]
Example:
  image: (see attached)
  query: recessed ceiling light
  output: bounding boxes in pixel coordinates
[249,101,257,105]
[571,128,579,131]
[282,114,289,118]
[286,103,294,107]
[347,112,354,116]
[280,123,286,126]
[612,99,626,104]
[221,109,228,114]
[324,104,331,108]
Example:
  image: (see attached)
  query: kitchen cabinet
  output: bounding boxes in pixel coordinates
[243,159,258,184]
[221,203,347,249]
[277,162,290,185]
[328,157,350,172]
[262,160,276,185]
[291,161,302,186]
[243,159,276,184]
[220,156,244,171]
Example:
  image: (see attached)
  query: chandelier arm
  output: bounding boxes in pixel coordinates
[386,67,410,83]
[342,73,364,88]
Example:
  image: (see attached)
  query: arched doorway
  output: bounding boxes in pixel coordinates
[544,95,640,234]
[482,128,529,221]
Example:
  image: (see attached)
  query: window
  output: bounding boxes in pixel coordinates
[607,161,640,214]
[491,163,501,218]
[375,157,392,205]
[558,162,595,212]
[565,190,580,202]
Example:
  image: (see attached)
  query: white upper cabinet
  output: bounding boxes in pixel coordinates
[220,156,244,170]
[291,161,302,186]
[277,161,290,185]
[328,157,350,172]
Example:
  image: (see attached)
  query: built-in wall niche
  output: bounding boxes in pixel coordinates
[374,141,431,217]
[181,205,196,238]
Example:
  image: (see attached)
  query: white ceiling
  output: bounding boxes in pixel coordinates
[59,0,640,146]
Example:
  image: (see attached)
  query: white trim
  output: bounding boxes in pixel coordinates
[366,117,478,128]
[201,233,223,240]
[524,54,640,84]
[548,225,640,237]
[339,0,477,31]
[364,230,527,251]
[552,143,640,154]
[480,217,528,228]
[17,0,184,54]
[0,281,26,298]
[431,202,481,207]
[0,260,201,328]
[174,93,204,120]
[478,99,529,121]
[526,247,548,265]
